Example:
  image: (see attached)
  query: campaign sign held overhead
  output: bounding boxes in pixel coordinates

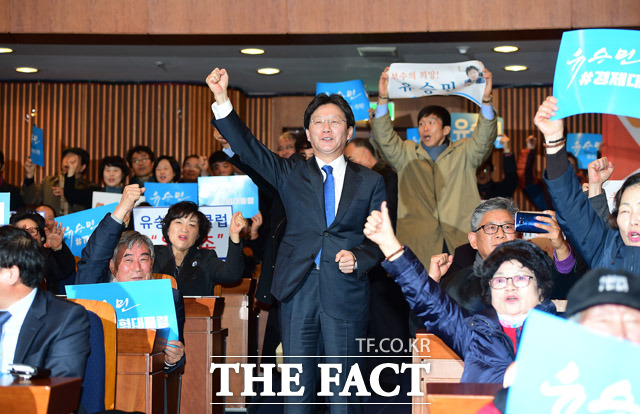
[30,126,45,167]
[566,133,602,169]
[388,61,487,106]
[316,79,371,121]
[57,203,117,257]
[198,176,258,219]
[145,183,198,207]
[66,279,179,342]
[553,29,640,120]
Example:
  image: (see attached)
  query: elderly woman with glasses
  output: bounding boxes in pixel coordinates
[364,202,556,383]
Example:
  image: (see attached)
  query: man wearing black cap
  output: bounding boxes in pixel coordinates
[565,268,640,344]
[22,147,95,214]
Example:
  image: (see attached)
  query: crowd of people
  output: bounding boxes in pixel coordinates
[0,64,638,414]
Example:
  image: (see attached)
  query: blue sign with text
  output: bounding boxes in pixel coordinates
[567,133,602,169]
[316,79,370,121]
[0,193,10,225]
[66,279,179,342]
[57,203,117,257]
[553,29,640,119]
[145,183,198,207]
[30,126,44,167]
[198,176,259,218]
[506,310,640,413]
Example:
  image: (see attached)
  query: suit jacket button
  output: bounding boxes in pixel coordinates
[323,232,329,236]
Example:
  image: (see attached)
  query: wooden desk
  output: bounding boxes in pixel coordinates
[220,279,257,409]
[115,328,166,413]
[412,331,464,414]
[0,375,82,413]
[182,297,227,414]
[426,382,502,414]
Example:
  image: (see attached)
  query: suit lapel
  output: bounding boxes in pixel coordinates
[332,160,362,227]
[14,290,46,363]
[306,157,326,219]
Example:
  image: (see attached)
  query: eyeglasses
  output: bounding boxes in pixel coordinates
[489,275,534,289]
[310,117,346,128]
[475,223,516,235]
[132,158,150,164]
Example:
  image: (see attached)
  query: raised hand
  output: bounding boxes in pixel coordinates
[250,211,263,240]
[24,157,35,179]
[213,128,230,149]
[363,201,403,258]
[534,210,570,260]
[482,68,493,102]
[205,68,230,104]
[534,96,564,143]
[500,134,511,154]
[378,66,390,102]
[229,211,245,243]
[113,184,145,222]
[44,222,65,251]
[428,253,454,282]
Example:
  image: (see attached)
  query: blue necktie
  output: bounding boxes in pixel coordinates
[314,165,335,268]
[0,311,12,368]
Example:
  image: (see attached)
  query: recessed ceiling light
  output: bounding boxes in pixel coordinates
[493,45,519,53]
[257,67,280,75]
[0,47,13,54]
[16,67,39,73]
[504,65,528,72]
[241,48,265,55]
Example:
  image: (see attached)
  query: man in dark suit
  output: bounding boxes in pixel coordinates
[206,68,386,412]
[0,225,90,377]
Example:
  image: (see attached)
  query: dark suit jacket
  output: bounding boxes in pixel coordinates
[153,242,244,296]
[15,289,90,378]
[212,110,386,322]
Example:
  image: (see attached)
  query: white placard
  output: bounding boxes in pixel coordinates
[92,191,145,208]
[133,205,232,259]
[602,180,624,213]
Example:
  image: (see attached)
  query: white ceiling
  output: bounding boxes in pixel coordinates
[0,39,562,95]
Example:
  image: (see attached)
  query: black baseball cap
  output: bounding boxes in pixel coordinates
[565,268,640,317]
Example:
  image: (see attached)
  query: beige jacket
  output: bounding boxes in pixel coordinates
[371,110,497,265]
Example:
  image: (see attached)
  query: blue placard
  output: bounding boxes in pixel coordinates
[0,193,10,225]
[567,133,602,169]
[406,127,420,144]
[30,126,44,167]
[198,176,259,218]
[316,80,370,121]
[57,203,117,257]
[145,183,198,207]
[506,310,640,413]
[66,279,179,342]
[553,29,640,120]
[450,112,504,148]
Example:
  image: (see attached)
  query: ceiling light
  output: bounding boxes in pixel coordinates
[493,45,519,53]
[16,67,39,73]
[0,47,13,54]
[257,67,280,75]
[241,48,265,55]
[504,65,528,72]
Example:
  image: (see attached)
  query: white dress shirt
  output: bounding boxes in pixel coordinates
[1,288,38,373]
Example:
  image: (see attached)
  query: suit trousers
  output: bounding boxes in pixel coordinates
[279,268,366,414]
